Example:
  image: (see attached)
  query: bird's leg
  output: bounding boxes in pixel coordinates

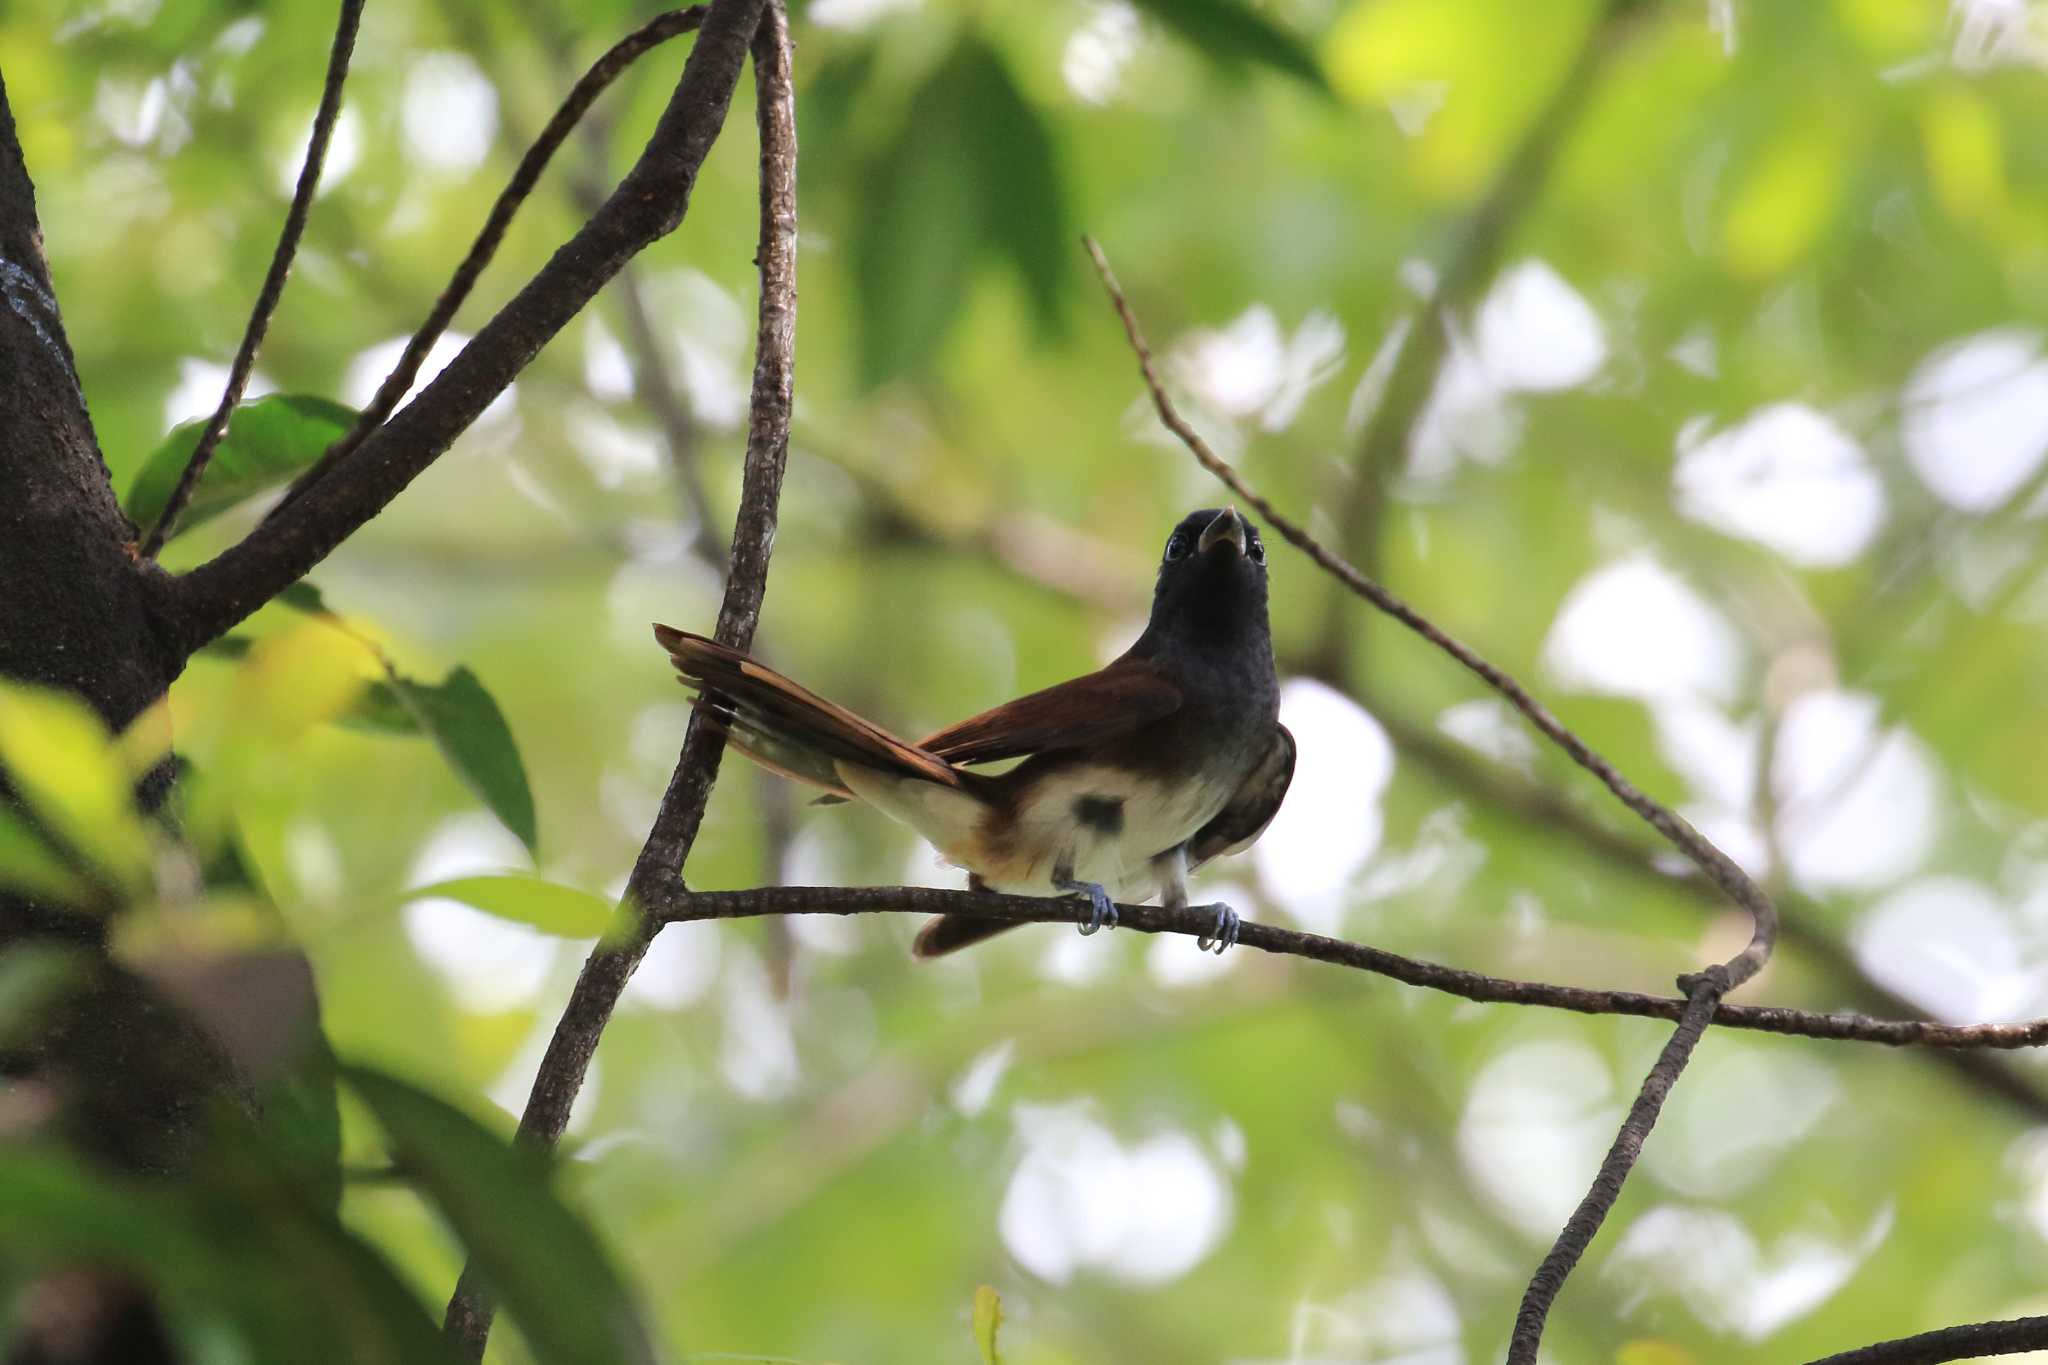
[1052,858,1117,935]
[1153,845,1239,955]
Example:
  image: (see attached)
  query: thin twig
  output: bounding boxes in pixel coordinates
[1508,977,1720,1360]
[639,883,2048,1049]
[439,3,792,1356]
[166,0,760,656]
[269,5,710,521]
[1374,699,2048,1121]
[137,0,364,558]
[1084,235,1779,991]
[1803,1316,2048,1364]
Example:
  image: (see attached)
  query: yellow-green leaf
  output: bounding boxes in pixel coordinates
[0,682,152,894]
[972,1285,1003,1365]
[404,875,613,938]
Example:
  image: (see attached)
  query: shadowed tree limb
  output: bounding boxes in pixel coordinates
[439,2,792,1355]
[138,0,364,557]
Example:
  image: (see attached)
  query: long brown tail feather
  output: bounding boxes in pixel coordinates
[655,624,961,793]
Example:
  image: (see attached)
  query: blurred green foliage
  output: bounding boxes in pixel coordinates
[7,0,2048,1361]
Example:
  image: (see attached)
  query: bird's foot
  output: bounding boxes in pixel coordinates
[1194,902,1240,955]
[1056,877,1118,935]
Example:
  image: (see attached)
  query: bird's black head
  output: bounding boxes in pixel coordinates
[1142,506,1272,655]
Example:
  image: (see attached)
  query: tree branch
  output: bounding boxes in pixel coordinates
[269,5,708,522]
[161,0,758,656]
[636,883,2048,1049]
[137,0,364,558]
[439,2,792,1355]
[1804,1316,2048,1365]
[1508,976,1720,1360]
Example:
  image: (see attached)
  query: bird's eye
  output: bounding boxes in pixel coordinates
[1164,532,1190,562]
[1248,539,1266,565]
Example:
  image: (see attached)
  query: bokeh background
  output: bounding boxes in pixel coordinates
[9,0,2048,1359]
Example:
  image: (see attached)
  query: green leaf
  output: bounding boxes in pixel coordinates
[339,1065,659,1365]
[0,804,96,905]
[0,1136,451,1365]
[277,580,335,615]
[1129,0,1330,91]
[388,668,538,855]
[854,49,989,388]
[959,42,1068,338]
[853,42,1071,386]
[124,394,358,540]
[404,875,614,939]
[972,1285,1004,1365]
[0,682,153,895]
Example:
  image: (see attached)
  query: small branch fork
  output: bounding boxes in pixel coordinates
[137,0,365,558]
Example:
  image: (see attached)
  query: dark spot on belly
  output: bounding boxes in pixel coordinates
[1074,795,1124,836]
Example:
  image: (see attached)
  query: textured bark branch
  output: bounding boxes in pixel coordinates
[1804,1316,2048,1364]
[1508,977,1720,1360]
[163,0,757,657]
[138,0,364,557]
[639,883,2048,1049]
[440,3,791,1355]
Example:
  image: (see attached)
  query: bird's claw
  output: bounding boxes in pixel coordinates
[1059,878,1118,936]
[1195,902,1240,955]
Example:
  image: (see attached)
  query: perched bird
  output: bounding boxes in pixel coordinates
[654,506,1294,958]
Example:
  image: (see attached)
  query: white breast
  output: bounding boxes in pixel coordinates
[984,763,1238,900]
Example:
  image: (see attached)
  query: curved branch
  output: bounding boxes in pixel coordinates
[1083,235,1777,991]
[1509,977,1720,1360]
[635,883,2048,1050]
[1804,1316,2048,1364]
[138,0,364,557]
[440,2,791,1356]
[163,0,759,657]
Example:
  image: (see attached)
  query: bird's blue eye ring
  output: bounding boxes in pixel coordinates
[1164,532,1190,561]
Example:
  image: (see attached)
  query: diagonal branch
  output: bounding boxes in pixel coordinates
[439,2,793,1356]
[160,0,760,657]
[138,0,364,558]
[1509,975,1719,1359]
[268,5,709,523]
[643,884,2048,1050]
